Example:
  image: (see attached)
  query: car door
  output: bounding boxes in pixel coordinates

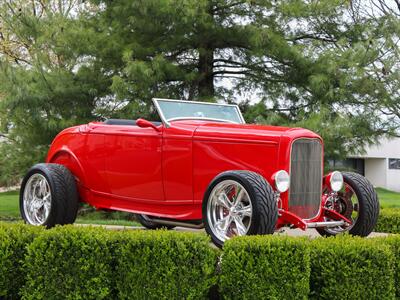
[103,124,164,201]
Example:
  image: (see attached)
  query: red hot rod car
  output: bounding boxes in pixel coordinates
[20,98,379,246]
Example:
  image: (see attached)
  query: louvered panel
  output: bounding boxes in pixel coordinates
[289,139,322,219]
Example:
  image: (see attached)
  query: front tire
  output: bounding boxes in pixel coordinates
[317,172,379,237]
[203,170,278,247]
[20,163,79,227]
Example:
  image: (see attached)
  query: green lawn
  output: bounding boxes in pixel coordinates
[0,190,139,226]
[1,187,399,223]
[0,191,20,220]
[375,188,400,208]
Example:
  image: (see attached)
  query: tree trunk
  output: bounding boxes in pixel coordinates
[198,46,215,100]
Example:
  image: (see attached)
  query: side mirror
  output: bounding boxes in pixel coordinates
[136,118,161,132]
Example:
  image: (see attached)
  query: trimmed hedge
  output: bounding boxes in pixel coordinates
[1,223,400,299]
[376,208,400,234]
[114,230,218,299]
[384,236,400,298]
[219,236,310,300]
[22,225,114,300]
[310,236,395,299]
[0,223,43,299]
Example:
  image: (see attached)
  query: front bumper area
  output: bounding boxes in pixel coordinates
[278,207,352,231]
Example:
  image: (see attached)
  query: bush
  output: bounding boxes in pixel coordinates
[219,236,310,300]
[22,225,113,300]
[113,230,218,300]
[383,235,400,298]
[310,236,395,299]
[376,208,400,234]
[0,223,43,299]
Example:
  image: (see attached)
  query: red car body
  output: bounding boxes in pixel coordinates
[45,117,344,230]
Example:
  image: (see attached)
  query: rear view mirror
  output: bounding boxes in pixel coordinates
[136,118,161,132]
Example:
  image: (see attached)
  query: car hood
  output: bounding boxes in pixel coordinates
[192,122,320,143]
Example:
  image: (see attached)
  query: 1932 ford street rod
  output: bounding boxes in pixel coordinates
[20,99,379,246]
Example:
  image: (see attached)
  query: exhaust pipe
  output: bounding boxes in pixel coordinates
[146,217,204,229]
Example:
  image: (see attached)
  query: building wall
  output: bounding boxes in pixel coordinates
[361,138,400,159]
[364,158,387,188]
[350,137,400,192]
[387,168,400,192]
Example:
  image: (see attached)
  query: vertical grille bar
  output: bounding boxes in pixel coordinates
[289,139,322,219]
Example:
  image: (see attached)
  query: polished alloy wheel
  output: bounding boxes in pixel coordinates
[207,180,252,242]
[325,183,359,234]
[23,173,52,225]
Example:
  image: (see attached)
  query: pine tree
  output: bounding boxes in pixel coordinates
[0,0,398,183]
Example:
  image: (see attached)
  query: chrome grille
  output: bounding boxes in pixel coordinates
[289,139,322,219]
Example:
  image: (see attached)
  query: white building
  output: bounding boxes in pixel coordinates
[330,138,400,192]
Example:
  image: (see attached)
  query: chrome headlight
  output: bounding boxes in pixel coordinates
[329,171,343,192]
[273,170,290,193]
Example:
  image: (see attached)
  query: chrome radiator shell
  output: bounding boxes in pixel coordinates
[288,138,323,219]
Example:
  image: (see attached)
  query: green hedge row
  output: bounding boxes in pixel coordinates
[376,208,400,234]
[0,224,217,300]
[1,223,400,299]
[220,236,310,299]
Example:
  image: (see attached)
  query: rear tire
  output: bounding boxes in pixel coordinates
[317,172,379,237]
[203,170,278,247]
[20,163,79,227]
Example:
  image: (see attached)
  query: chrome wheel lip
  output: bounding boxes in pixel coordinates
[23,173,52,226]
[207,179,253,242]
[325,183,358,235]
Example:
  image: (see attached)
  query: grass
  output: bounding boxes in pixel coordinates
[0,190,139,226]
[376,188,400,208]
[0,191,20,220]
[1,187,399,223]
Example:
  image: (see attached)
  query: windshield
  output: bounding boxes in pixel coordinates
[153,99,245,126]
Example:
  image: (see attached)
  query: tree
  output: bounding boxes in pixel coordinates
[0,0,110,184]
[0,0,399,184]
[90,0,399,158]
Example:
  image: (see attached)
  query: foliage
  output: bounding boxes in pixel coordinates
[375,208,400,234]
[0,1,399,183]
[2,223,400,299]
[22,225,114,300]
[309,235,395,299]
[384,235,400,298]
[0,1,110,185]
[219,235,310,300]
[113,230,218,300]
[0,223,43,299]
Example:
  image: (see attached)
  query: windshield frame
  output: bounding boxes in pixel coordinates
[152,98,245,128]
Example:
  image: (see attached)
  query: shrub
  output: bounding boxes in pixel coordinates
[22,225,113,300]
[113,230,218,300]
[310,235,395,299]
[375,208,400,234]
[383,235,400,298]
[0,223,43,299]
[219,235,310,300]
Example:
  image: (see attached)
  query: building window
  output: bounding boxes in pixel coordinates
[389,158,400,170]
